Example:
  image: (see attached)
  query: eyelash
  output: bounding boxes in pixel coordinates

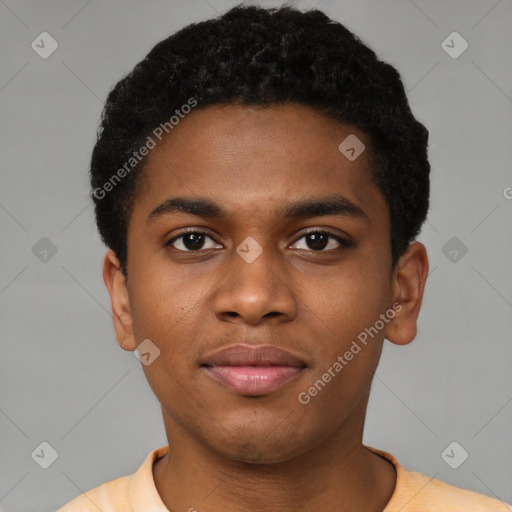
[164,228,353,253]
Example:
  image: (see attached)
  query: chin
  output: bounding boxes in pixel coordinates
[217,440,301,465]
[202,420,314,465]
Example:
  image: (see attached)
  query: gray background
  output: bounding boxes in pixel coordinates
[1,0,511,510]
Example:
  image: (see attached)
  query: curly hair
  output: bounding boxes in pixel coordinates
[90,3,430,276]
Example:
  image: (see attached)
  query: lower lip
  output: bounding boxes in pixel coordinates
[202,365,304,395]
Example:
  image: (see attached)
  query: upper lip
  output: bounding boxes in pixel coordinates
[201,344,307,368]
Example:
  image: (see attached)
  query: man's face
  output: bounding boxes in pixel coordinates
[119,104,398,463]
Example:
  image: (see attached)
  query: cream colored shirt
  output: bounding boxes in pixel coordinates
[57,444,512,511]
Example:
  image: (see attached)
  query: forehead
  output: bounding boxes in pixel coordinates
[132,104,386,224]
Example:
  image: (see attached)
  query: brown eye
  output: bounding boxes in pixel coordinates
[166,231,222,252]
[304,232,329,250]
[291,230,352,252]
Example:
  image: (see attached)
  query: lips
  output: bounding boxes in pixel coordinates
[200,344,307,396]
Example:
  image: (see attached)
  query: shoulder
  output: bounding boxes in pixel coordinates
[366,445,511,512]
[57,445,169,511]
[56,475,130,511]
[401,470,512,511]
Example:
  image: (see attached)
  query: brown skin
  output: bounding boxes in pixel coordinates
[103,104,428,512]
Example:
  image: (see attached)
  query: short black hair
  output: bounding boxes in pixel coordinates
[90,3,430,277]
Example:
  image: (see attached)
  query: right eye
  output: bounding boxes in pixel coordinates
[165,230,223,252]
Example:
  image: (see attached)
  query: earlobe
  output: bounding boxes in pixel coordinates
[385,242,429,346]
[102,249,137,351]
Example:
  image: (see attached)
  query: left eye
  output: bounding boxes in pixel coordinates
[291,231,350,252]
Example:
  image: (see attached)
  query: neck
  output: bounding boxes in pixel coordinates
[153,400,396,512]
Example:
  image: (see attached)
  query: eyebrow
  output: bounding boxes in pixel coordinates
[146,195,369,224]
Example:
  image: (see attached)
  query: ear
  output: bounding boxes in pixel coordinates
[102,249,137,351]
[384,241,429,346]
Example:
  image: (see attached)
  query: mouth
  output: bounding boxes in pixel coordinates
[200,344,307,396]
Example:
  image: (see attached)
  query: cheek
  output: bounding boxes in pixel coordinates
[299,274,390,408]
[128,258,204,341]
[307,269,390,346]
[128,266,214,399]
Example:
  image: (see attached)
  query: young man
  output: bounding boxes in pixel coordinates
[58,4,511,511]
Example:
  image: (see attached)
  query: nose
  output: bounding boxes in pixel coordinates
[212,243,298,326]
